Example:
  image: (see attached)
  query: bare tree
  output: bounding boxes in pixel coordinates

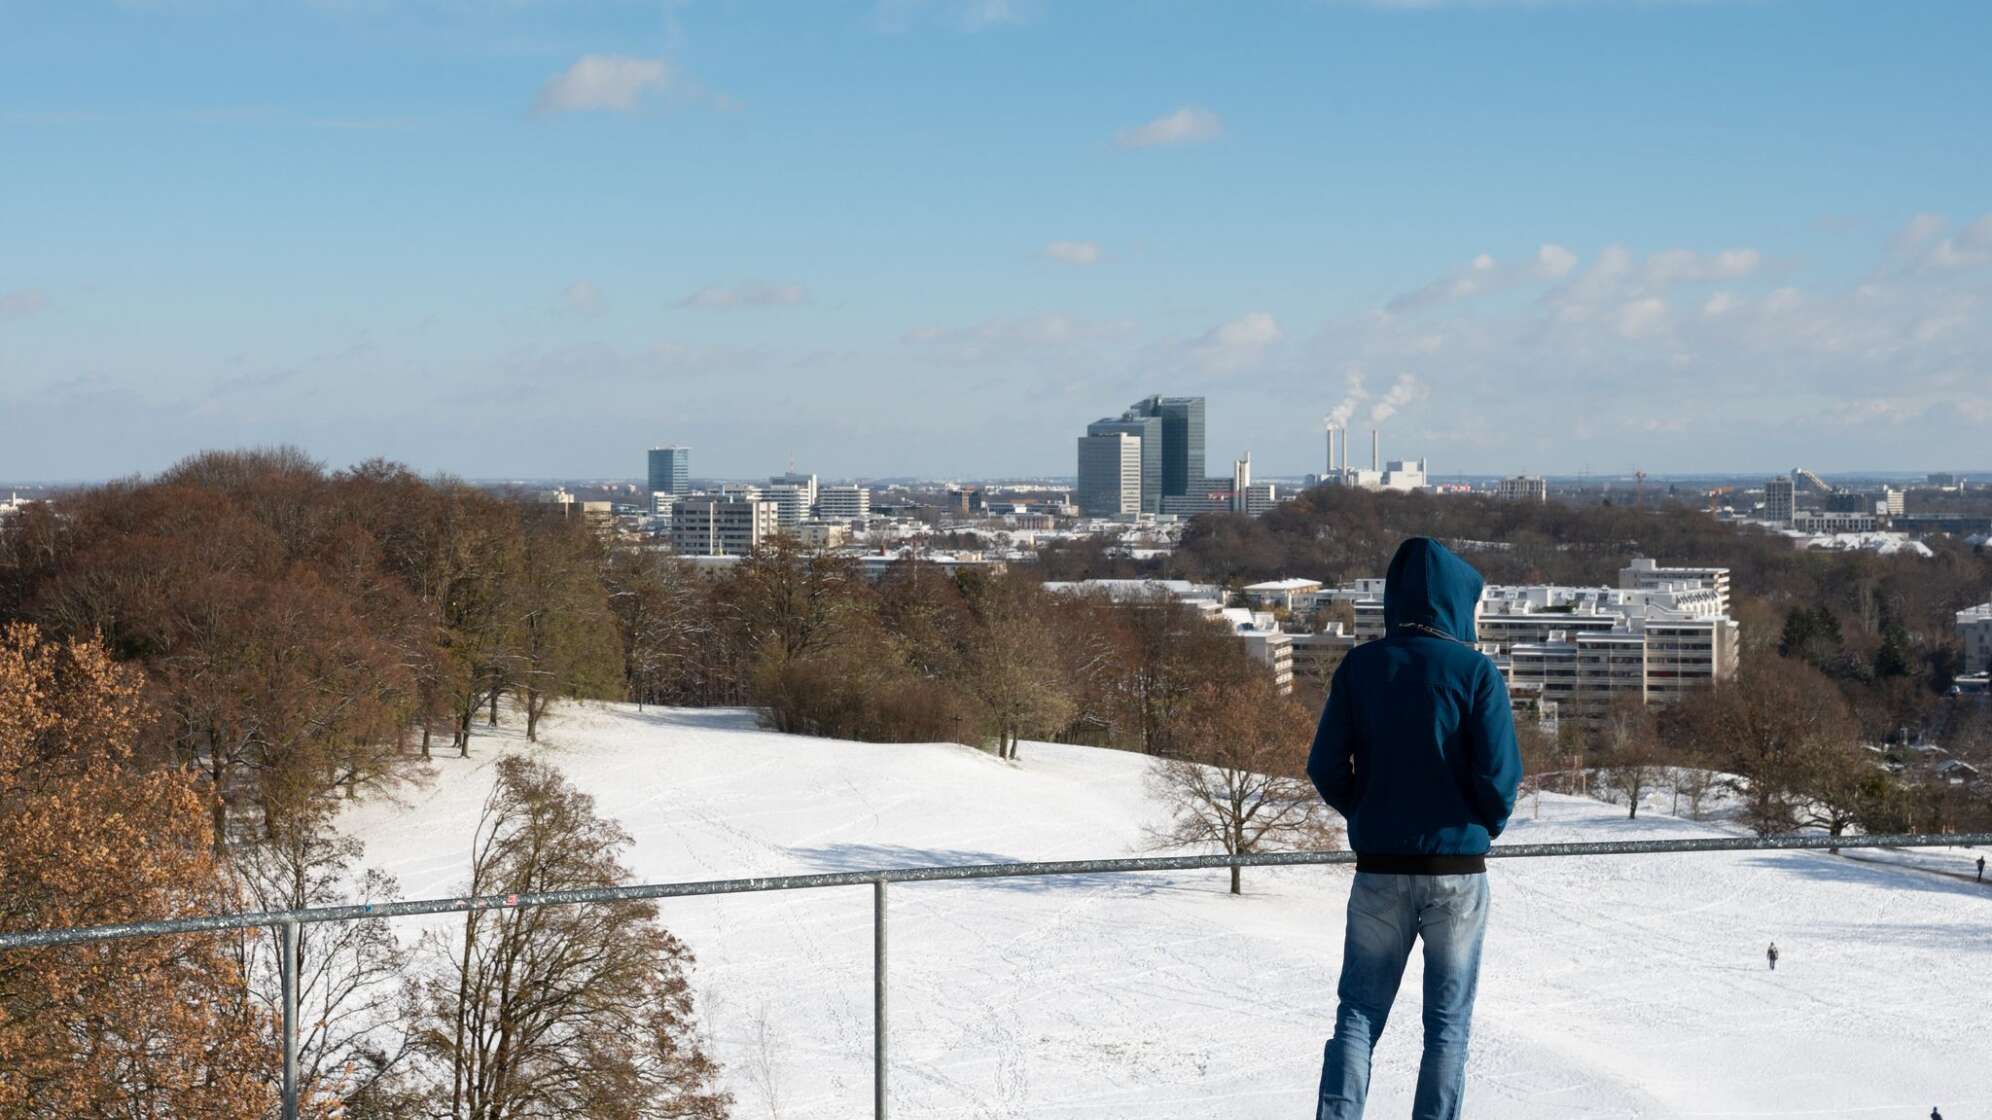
[1147,682,1339,894]
[233,808,413,1112]
[1594,696,1666,820]
[413,756,728,1120]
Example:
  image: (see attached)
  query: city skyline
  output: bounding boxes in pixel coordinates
[4,2,1990,481]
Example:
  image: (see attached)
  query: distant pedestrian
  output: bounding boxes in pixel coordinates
[1930,1106,1942,1120]
[1977,855,1984,882]
[1766,942,1779,971]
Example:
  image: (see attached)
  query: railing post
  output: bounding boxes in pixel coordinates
[874,877,887,1120]
[279,919,300,1120]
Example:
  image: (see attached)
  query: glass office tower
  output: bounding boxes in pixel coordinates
[1128,395,1205,498]
[647,446,690,495]
[1085,413,1162,513]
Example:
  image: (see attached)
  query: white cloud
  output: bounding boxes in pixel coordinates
[1615,297,1668,339]
[563,281,604,316]
[1115,106,1222,149]
[677,282,810,309]
[0,288,49,322]
[534,55,669,114]
[1180,311,1281,375]
[1533,243,1578,280]
[1044,240,1102,266]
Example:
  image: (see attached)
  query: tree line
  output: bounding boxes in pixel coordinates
[0,447,1326,1113]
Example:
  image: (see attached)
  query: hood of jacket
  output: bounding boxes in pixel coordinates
[1382,537,1483,643]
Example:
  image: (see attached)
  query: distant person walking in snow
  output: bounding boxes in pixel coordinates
[1930,1107,1943,1120]
[1308,538,1523,1120]
[1976,855,1984,882]
[1767,942,1779,971]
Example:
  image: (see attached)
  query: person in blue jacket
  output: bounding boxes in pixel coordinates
[1307,537,1523,1120]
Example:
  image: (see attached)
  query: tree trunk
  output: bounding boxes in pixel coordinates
[488,687,500,727]
[1230,864,1241,896]
[422,719,433,761]
[525,688,541,743]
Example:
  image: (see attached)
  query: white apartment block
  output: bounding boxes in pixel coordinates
[1332,566,1738,719]
[770,472,818,510]
[1290,624,1358,693]
[1620,558,1733,616]
[764,484,810,528]
[1223,607,1294,695]
[816,484,872,522]
[1960,602,1992,675]
[1498,475,1548,502]
[671,498,780,557]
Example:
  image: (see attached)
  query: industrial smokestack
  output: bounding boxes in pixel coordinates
[1340,427,1347,474]
[1325,426,1335,477]
[1372,429,1380,473]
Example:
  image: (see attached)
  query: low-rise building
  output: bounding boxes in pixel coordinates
[671,498,780,557]
[1498,475,1548,502]
[1241,577,1324,612]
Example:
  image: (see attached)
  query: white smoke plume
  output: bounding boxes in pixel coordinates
[1368,373,1425,425]
[1325,369,1369,428]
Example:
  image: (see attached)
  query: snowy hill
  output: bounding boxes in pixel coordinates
[340,704,1992,1119]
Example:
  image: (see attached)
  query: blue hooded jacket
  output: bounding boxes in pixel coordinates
[1306,538,1523,867]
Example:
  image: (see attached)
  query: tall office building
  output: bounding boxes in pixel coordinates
[647,447,690,496]
[1086,412,1162,512]
[1765,476,1795,524]
[1127,395,1205,498]
[1076,433,1143,516]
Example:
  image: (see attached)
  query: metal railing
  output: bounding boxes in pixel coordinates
[2,831,1987,1119]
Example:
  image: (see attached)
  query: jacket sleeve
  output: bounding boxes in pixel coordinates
[1307,662,1359,818]
[1468,661,1523,838]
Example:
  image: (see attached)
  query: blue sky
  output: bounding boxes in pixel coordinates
[4,0,1989,482]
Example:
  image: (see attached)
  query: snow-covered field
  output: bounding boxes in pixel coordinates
[340,703,1992,1119]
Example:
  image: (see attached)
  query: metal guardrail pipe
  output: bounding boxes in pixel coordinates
[0,832,1986,952]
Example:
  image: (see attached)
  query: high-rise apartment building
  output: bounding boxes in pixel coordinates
[647,447,690,496]
[1128,395,1205,498]
[1765,476,1796,524]
[1086,412,1163,512]
[670,497,778,556]
[1076,433,1143,516]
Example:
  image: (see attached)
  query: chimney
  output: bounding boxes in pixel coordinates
[1340,428,1348,474]
[1325,426,1335,477]
[1372,429,1380,473]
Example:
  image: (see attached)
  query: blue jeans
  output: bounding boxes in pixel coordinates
[1317,872,1490,1120]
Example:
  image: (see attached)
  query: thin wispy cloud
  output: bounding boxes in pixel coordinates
[1115,106,1222,149]
[876,0,1029,33]
[534,55,670,114]
[1044,240,1102,266]
[677,282,810,310]
[563,281,604,317]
